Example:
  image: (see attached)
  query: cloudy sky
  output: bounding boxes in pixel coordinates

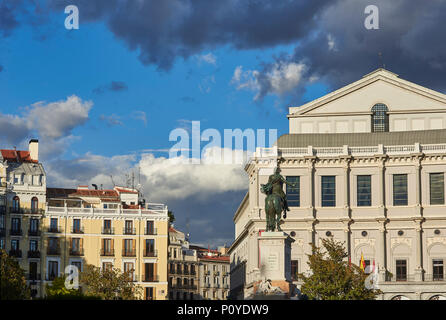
[1,0,445,247]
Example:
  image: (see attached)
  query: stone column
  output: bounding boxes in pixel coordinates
[378,225,387,282]
[414,223,424,281]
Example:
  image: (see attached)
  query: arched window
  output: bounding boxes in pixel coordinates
[371,103,389,132]
[12,196,20,213]
[31,197,38,213]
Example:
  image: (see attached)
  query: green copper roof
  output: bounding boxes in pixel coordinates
[276,129,446,148]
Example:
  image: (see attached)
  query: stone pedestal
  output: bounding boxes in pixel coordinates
[252,231,295,299]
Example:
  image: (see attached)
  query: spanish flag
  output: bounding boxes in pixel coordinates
[359,253,366,272]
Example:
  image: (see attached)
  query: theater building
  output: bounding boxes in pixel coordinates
[229,69,446,300]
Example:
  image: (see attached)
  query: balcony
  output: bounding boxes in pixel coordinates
[71,226,84,234]
[423,274,446,282]
[223,284,229,289]
[47,226,61,233]
[27,250,41,258]
[9,249,22,258]
[214,271,220,276]
[205,270,210,275]
[47,247,60,255]
[144,249,157,257]
[9,228,22,236]
[9,207,23,214]
[122,249,136,257]
[46,274,59,281]
[27,273,41,282]
[145,227,157,235]
[28,229,40,237]
[123,227,136,235]
[8,207,45,215]
[102,227,115,235]
[142,275,159,282]
[100,248,115,256]
[69,248,84,256]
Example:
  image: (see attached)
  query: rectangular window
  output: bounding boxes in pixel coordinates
[396,259,407,281]
[144,263,155,281]
[124,220,133,234]
[29,240,38,252]
[73,219,81,233]
[286,176,300,207]
[357,175,372,206]
[321,176,336,207]
[291,260,299,281]
[50,218,58,231]
[393,174,408,206]
[11,218,21,231]
[430,173,445,205]
[145,239,155,256]
[11,239,19,250]
[102,262,112,271]
[433,259,444,281]
[71,261,82,273]
[30,219,39,232]
[124,262,134,281]
[48,261,58,280]
[146,220,154,234]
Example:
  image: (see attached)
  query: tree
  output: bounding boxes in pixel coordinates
[80,264,142,300]
[299,238,382,300]
[0,249,30,300]
[168,210,175,225]
[45,275,96,300]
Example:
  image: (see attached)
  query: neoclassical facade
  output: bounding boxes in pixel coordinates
[229,69,446,300]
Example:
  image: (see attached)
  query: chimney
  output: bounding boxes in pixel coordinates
[29,139,39,162]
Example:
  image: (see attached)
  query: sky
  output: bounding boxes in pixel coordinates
[1,0,446,247]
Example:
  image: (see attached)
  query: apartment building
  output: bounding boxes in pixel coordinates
[192,246,230,300]
[229,69,446,300]
[1,140,169,299]
[168,227,199,300]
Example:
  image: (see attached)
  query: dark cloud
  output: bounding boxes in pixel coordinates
[248,0,446,101]
[93,81,128,94]
[45,0,332,70]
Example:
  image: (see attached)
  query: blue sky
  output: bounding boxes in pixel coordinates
[1,0,444,246]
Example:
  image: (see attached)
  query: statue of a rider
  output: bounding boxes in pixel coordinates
[263,167,297,219]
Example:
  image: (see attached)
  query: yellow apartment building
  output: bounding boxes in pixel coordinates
[0,140,169,300]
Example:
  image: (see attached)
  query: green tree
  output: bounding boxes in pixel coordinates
[168,210,175,225]
[0,249,30,300]
[45,275,91,300]
[80,264,142,300]
[300,238,382,300]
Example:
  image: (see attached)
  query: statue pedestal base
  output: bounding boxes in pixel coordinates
[251,231,294,299]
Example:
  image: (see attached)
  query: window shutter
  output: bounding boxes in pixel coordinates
[80,238,83,251]
[111,239,114,250]
[122,239,125,253]
[154,263,157,281]
[68,237,72,250]
[132,239,136,254]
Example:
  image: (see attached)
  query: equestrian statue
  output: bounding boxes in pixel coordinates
[260,167,297,232]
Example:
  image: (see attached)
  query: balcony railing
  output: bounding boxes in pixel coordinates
[28,229,40,237]
[27,273,41,282]
[8,207,45,214]
[142,275,159,282]
[46,204,168,216]
[100,249,115,256]
[47,247,60,255]
[27,250,40,258]
[123,227,136,235]
[385,274,416,282]
[144,249,157,257]
[46,274,60,281]
[102,227,115,235]
[9,229,22,236]
[47,226,61,233]
[144,227,157,235]
[122,249,136,257]
[424,274,445,282]
[9,249,22,258]
[214,271,220,276]
[71,226,84,234]
[69,248,84,256]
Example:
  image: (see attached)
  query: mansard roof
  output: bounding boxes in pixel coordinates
[276,129,446,148]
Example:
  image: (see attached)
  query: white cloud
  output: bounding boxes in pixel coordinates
[131,110,148,126]
[327,33,337,51]
[26,95,92,139]
[196,53,217,66]
[231,61,307,100]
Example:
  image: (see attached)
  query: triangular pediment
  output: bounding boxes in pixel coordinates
[289,69,446,117]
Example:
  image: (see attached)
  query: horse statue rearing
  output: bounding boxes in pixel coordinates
[260,167,297,232]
